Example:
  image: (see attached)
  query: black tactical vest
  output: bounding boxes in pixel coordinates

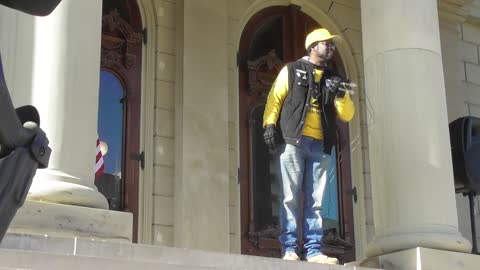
[277,58,338,154]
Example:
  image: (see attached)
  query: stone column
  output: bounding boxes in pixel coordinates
[0,0,132,241]
[174,0,230,252]
[360,0,471,257]
[26,0,107,209]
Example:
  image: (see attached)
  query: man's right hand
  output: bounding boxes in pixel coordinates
[326,76,342,93]
[263,124,276,153]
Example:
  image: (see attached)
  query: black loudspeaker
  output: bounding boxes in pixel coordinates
[449,116,480,193]
[449,116,480,254]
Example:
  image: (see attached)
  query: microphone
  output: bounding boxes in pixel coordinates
[339,82,357,89]
[338,88,355,95]
[338,82,356,95]
[15,105,40,127]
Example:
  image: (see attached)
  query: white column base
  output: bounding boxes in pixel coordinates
[28,169,109,209]
[366,225,471,257]
[8,200,132,242]
[362,247,480,270]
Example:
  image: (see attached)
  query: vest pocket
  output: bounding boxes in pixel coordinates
[294,74,308,87]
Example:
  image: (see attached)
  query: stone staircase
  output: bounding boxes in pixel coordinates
[0,233,380,270]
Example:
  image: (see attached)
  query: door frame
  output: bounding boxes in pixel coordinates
[100,0,144,242]
[136,0,156,244]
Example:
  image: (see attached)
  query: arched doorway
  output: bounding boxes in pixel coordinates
[96,0,143,242]
[238,5,355,262]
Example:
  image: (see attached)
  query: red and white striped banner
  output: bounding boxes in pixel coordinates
[95,138,105,179]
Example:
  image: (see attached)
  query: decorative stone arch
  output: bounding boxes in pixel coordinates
[236,0,360,84]
[235,1,362,152]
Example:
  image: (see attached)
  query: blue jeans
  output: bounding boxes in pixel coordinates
[276,136,333,258]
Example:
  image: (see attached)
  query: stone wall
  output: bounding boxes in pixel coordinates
[152,0,176,247]
[462,22,480,115]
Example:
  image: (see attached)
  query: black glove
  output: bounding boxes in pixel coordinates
[325,76,346,102]
[328,76,345,96]
[263,124,276,153]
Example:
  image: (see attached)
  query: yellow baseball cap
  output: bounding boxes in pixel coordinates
[305,28,338,50]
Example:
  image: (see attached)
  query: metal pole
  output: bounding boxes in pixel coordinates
[469,192,478,254]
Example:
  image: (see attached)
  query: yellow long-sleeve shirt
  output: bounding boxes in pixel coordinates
[263,65,355,140]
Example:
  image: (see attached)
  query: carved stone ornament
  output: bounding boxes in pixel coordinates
[247,50,284,102]
[101,9,142,69]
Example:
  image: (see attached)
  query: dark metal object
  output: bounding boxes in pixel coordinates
[142,27,147,44]
[468,192,478,254]
[130,151,145,170]
[0,54,51,242]
[450,117,480,193]
[349,187,358,203]
[465,142,480,254]
[449,116,480,254]
[0,0,61,16]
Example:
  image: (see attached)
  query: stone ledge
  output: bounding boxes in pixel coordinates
[0,249,207,270]
[361,247,480,270]
[0,233,378,270]
[6,200,132,242]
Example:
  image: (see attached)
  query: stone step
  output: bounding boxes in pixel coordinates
[0,249,214,270]
[0,233,379,270]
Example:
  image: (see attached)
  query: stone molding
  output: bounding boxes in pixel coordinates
[135,0,156,245]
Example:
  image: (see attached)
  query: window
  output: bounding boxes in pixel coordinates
[96,70,125,210]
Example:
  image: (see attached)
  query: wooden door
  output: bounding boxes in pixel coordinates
[238,5,356,263]
[96,0,143,242]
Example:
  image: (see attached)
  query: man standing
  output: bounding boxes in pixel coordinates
[263,28,354,264]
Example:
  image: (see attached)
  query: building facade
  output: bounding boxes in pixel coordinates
[1,0,480,269]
